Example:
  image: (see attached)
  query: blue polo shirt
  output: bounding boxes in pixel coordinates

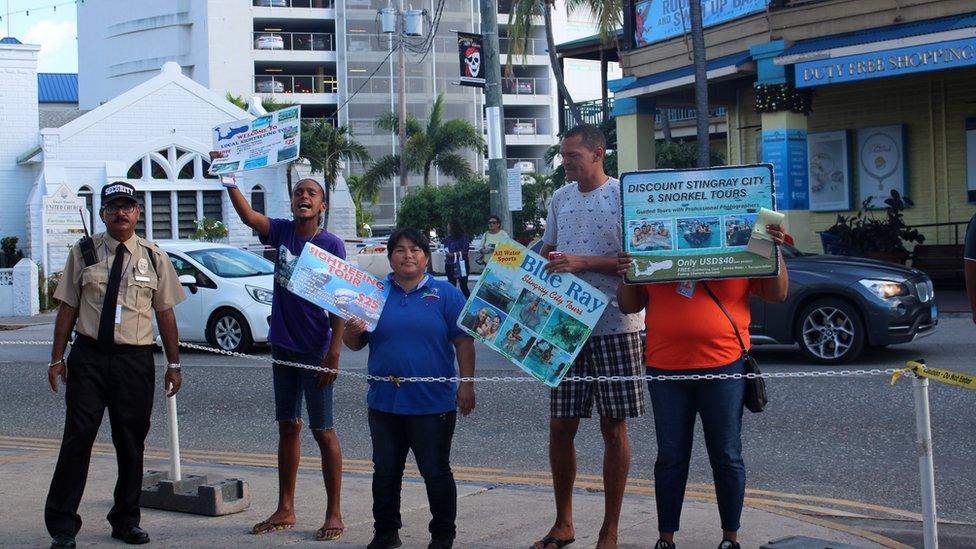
[366,274,470,415]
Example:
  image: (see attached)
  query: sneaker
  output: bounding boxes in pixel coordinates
[655,540,676,549]
[367,531,402,549]
[717,541,740,549]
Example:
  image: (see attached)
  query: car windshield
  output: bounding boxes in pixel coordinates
[186,248,274,278]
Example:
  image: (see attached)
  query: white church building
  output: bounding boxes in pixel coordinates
[0,37,354,278]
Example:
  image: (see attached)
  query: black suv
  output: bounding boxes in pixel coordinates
[749,245,938,364]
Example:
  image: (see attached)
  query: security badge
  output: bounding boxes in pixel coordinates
[134,257,151,282]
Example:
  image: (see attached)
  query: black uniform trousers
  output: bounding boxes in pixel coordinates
[45,335,156,537]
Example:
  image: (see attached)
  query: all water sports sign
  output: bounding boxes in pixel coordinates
[621,164,780,283]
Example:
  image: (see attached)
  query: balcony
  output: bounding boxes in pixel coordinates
[502,77,550,96]
[253,74,338,104]
[252,0,334,7]
[500,37,547,56]
[345,75,434,96]
[508,157,547,173]
[503,117,553,145]
[253,31,334,51]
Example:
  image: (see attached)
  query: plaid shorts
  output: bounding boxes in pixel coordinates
[550,332,646,419]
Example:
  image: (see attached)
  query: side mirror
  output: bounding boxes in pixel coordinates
[178,274,198,294]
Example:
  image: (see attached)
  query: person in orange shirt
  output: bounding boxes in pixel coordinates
[616,225,789,549]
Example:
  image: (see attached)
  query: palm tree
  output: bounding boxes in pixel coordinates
[367,94,484,187]
[224,92,293,113]
[300,120,372,189]
[347,174,382,236]
[688,0,710,167]
[507,0,586,126]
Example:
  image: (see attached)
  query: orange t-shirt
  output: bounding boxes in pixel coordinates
[642,278,758,370]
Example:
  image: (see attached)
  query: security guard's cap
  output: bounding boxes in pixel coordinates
[101,181,137,205]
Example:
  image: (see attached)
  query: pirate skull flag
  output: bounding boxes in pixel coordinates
[457,32,485,88]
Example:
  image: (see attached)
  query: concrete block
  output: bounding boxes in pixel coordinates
[141,470,250,516]
[761,536,868,549]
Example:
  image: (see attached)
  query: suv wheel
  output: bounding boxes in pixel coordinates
[796,298,865,364]
[207,309,253,353]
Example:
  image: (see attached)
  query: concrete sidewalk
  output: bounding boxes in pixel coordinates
[0,445,894,549]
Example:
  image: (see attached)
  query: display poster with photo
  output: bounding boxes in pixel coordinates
[856,124,906,208]
[621,164,779,283]
[210,105,302,174]
[807,130,851,212]
[456,240,608,388]
[287,242,390,332]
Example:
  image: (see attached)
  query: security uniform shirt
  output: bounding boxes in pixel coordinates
[54,233,185,345]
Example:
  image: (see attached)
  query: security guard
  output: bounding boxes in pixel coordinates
[45,182,186,549]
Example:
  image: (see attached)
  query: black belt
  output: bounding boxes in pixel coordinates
[73,334,154,354]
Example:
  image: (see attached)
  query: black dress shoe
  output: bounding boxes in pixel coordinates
[50,534,76,549]
[367,531,402,549]
[111,525,150,545]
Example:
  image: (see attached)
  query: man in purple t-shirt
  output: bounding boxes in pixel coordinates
[218,163,346,541]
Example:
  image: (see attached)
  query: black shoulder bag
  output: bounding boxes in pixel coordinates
[701,281,768,413]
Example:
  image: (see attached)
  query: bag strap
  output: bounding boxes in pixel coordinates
[700,281,748,355]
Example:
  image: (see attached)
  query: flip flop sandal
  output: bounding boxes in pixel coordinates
[251,520,294,535]
[534,535,576,549]
[315,526,345,541]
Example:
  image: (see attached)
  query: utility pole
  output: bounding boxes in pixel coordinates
[480,0,512,234]
[397,0,409,190]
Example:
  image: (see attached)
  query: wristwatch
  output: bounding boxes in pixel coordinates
[166,363,181,370]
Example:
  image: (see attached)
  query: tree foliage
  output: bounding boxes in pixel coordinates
[300,120,372,190]
[367,94,484,187]
[396,179,491,237]
[655,141,725,169]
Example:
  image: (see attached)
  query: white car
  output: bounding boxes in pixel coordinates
[256,79,285,93]
[255,34,285,50]
[158,241,274,353]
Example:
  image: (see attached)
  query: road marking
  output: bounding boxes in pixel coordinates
[0,435,921,546]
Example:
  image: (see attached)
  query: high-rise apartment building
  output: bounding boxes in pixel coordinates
[77,0,604,227]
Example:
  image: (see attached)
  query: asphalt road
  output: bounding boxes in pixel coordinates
[2,316,974,526]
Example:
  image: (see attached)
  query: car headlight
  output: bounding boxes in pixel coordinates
[858,279,909,300]
[246,285,274,305]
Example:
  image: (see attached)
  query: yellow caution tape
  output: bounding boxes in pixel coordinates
[891,360,976,391]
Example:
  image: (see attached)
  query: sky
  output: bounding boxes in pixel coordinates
[3,0,78,72]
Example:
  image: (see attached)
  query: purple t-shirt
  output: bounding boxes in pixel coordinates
[260,219,346,355]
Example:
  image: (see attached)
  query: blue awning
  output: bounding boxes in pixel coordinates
[38,73,78,103]
[614,51,753,99]
[0,36,23,44]
[778,12,976,60]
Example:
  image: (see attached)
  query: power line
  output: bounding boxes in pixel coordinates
[327,46,396,121]
[0,0,83,24]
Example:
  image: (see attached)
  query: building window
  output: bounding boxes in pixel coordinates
[151,191,173,239]
[134,192,147,237]
[78,186,94,233]
[123,147,224,240]
[177,191,198,239]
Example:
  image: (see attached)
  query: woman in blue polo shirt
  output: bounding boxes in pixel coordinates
[343,227,476,549]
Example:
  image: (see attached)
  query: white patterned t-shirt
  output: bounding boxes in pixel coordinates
[542,177,644,336]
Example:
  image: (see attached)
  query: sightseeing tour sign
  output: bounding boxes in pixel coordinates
[621,164,781,284]
[209,105,302,174]
[456,240,608,387]
[287,242,390,332]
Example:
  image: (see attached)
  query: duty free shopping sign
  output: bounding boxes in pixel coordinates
[456,240,608,387]
[621,164,780,283]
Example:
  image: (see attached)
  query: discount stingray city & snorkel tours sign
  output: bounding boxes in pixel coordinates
[457,241,608,387]
[621,164,781,283]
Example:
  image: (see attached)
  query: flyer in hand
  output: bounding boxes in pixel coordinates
[287,242,390,332]
[456,240,608,387]
[209,106,301,174]
[621,164,780,284]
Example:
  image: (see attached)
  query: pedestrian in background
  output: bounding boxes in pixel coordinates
[534,124,646,549]
[217,161,347,542]
[479,213,509,262]
[343,228,475,549]
[443,219,472,298]
[616,226,789,549]
[45,182,185,548]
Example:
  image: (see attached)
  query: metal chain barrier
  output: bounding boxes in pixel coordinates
[2,339,904,384]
